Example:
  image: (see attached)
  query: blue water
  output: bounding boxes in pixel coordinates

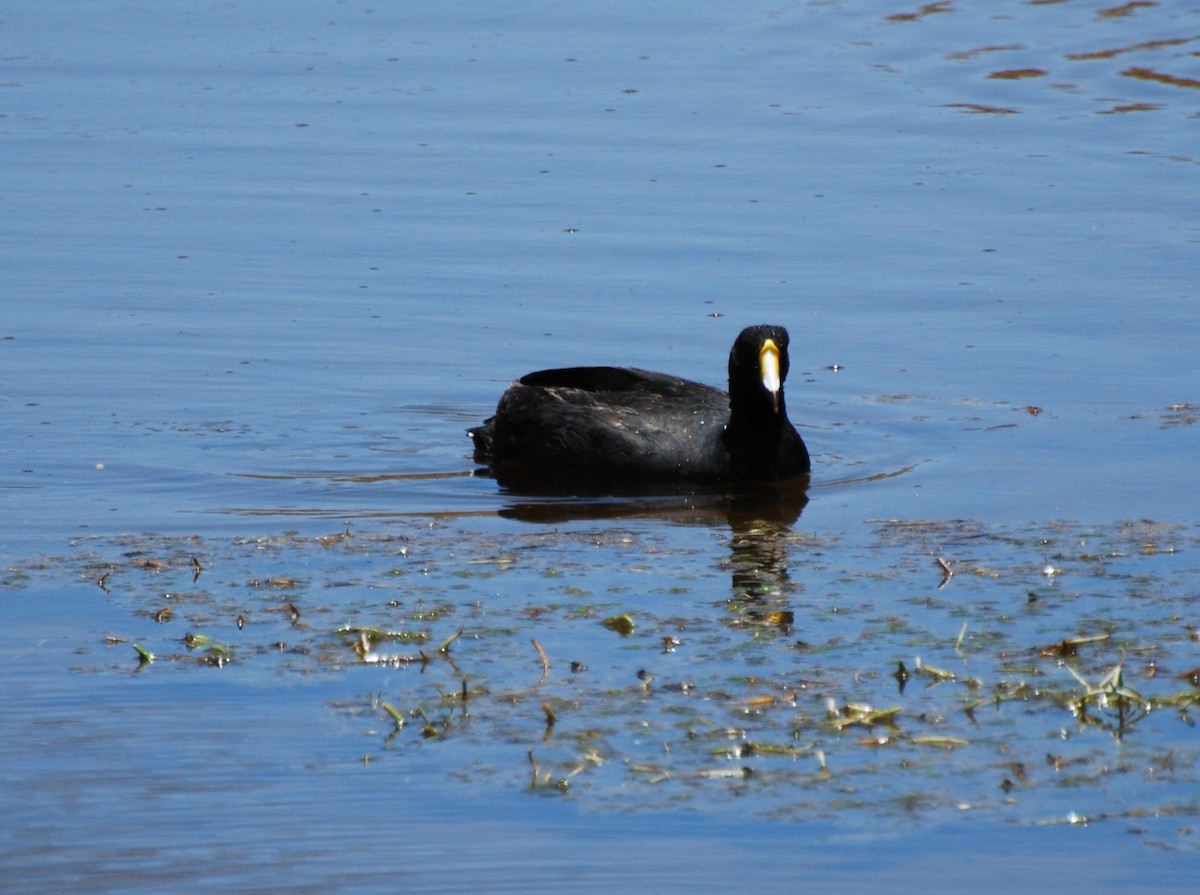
[3,1,1200,890]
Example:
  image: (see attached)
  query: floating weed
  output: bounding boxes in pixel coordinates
[436,626,464,654]
[182,632,213,650]
[827,701,902,731]
[22,518,1200,842]
[379,700,405,731]
[602,613,636,636]
[909,735,970,750]
[250,577,304,589]
[1065,662,1152,736]
[340,625,430,646]
[911,658,961,685]
[1040,633,1111,658]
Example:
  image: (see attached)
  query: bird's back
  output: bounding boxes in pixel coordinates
[474,366,733,481]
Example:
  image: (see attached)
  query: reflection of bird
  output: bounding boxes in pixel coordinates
[469,325,810,483]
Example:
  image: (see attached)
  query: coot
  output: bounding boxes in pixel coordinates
[469,324,810,483]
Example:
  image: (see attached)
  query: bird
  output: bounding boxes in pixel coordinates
[469,324,810,484]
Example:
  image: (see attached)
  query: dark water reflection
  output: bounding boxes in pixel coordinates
[488,476,808,525]
[491,476,809,627]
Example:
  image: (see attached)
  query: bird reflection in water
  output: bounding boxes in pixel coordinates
[482,475,809,628]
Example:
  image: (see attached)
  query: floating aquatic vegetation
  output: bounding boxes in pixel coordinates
[20,515,1200,841]
[602,613,636,636]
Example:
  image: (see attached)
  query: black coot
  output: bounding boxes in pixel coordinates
[469,324,810,483]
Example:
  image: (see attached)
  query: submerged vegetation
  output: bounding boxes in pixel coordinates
[13,515,1200,842]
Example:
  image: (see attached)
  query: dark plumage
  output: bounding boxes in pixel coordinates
[469,324,810,484]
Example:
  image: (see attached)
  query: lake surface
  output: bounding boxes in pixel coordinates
[3,1,1200,891]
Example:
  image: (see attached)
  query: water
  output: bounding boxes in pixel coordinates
[3,1,1200,891]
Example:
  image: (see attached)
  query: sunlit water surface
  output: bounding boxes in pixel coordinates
[3,1,1200,891]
